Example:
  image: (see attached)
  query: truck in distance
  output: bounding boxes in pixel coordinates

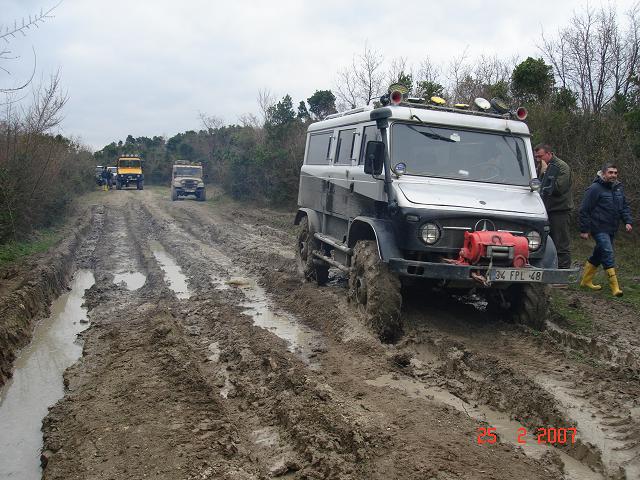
[170,161,206,201]
[115,155,144,190]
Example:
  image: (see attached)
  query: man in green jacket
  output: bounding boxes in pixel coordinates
[534,144,574,269]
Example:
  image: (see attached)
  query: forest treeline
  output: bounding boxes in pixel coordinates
[1,3,638,244]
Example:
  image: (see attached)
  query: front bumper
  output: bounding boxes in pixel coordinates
[388,258,580,285]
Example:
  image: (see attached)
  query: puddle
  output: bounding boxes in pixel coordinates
[538,375,640,479]
[367,374,604,480]
[113,270,146,290]
[150,241,191,299]
[0,269,95,479]
[229,276,325,369]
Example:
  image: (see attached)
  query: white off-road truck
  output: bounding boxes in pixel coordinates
[170,161,206,201]
[294,89,578,341]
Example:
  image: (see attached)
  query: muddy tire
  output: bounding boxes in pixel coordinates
[348,240,403,342]
[486,284,549,330]
[198,189,206,202]
[171,187,177,201]
[295,217,329,286]
[137,180,143,190]
[116,180,121,190]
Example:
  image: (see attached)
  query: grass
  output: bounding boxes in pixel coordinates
[0,229,62,267]
[570,233,640,309]
[549,291,594,335]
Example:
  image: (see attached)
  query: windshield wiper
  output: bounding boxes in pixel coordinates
[409,116,456,143]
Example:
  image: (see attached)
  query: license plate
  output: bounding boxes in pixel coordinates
[489,268,544,282]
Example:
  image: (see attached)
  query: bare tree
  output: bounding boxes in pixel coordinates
[540,3,640,112]
[257,88,276,126]
[1,2,61,92]
[335,43,385,110]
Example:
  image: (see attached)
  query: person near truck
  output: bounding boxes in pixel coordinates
[101,166,111,191]
[534,144,574,269]
[578,163,633,297]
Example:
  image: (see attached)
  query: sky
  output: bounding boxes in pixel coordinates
[1,0,638,151]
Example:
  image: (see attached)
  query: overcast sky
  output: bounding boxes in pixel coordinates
[2,0,638,150]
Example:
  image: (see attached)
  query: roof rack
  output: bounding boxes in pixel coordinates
[396,100,513,119]
[173,160,202,166]
[325,104,373,120]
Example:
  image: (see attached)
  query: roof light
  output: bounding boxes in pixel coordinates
[390,90,403,105]
[388,83,409,95]
[454,103,469,109]
[474,97,491,110]
[490,97,509,114]
[515,106,528,121]
[430,96,446,105]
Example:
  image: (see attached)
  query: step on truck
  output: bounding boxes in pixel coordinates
[115,155,144,190]
[294,86,579,342]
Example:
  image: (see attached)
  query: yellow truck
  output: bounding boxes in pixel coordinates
[115,155,144,190]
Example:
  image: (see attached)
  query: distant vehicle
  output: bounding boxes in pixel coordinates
[170,161,206,201]
[107,166,117,188]
[115,155,143,190]
[95,165,104,186]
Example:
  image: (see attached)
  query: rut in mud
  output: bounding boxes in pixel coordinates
[6,187,637,479]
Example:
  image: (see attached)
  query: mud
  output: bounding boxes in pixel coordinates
[2,187,639,479]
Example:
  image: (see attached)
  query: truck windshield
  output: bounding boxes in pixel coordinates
[174,167,201,177]
[119,160,140,168]
[391,123,531,186]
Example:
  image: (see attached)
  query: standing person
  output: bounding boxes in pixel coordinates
[101,166,110,191]
[534,144,574,269]
[578,163,633,297]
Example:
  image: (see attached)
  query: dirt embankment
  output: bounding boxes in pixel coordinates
[4,187,639,479]
[0,207,97,387]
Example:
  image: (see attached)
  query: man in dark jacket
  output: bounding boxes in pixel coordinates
[534,144,574,268]
[578,163,633,297]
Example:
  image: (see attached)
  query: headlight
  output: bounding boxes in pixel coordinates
[526,231,542,251]
[420,223,441,245]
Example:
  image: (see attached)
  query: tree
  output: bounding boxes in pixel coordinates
[335,43,385,110]
[266,95,296,127]
[306,90,336,120]
[540,3,640,112]
[511,57,555,103]
[297,101,310,121]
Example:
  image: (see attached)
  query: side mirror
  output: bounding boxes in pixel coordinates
[364,140,385,175]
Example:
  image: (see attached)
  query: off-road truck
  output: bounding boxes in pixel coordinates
[294,89,578,342]
[115,155,144,190]
[170,161,206,201]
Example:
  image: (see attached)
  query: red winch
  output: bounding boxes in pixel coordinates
[456,230,529,267]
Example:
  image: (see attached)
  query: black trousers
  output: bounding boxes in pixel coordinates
[548,211,571,269]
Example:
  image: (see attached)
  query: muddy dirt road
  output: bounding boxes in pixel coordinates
[3,187,639,479]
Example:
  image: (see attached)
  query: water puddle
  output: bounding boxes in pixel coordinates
[228,276,325,369]
[0,269,95,479]
[366,374,604,480]
[113,270,146,290]
[538,375,640,478]
[150,241,191,299]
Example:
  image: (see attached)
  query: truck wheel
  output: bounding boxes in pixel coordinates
[486,284,549,330]
[198,189,206,201]
[295,217,329,286]
[137,180,143,190]
[116,180,121,190]
[171,187,177,201]
[349,240,403,342]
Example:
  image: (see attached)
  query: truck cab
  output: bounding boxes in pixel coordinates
[115,155,143,190]
[294,90,578,341]
[170,161,206,201]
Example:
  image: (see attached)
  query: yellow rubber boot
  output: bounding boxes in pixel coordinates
[605,268,623,297]
[579,261,602,291]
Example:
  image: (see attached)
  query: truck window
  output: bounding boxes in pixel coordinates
[359,125,382,165]
[335,129,356,165]
[306,132,333,165]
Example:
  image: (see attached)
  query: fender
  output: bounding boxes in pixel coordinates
[294,208,321,234]
[348,216,402,261]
